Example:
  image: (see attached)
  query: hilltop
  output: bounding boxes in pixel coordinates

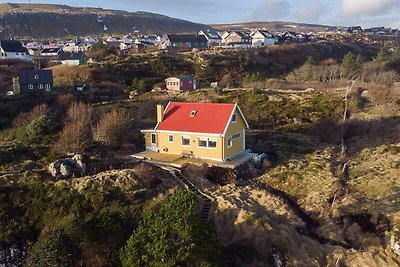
[0,3,212,38]
[212,21,342,33]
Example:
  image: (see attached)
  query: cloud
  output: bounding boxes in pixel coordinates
[247,0,291,21]
[296,3,328,23]
[341,0,400,17]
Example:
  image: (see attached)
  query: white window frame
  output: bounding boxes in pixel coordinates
[168,134,174,143]
[227,136,233,148]
[208,138,217,149]
[45,84,51,91]
[232,113,237,123]
[190,110,197,117]
[151,133,156,145]
[198,137,208,148]
[181,136,190,147]
[38,84,44,89]
[34,75,40,80]
[28,84,34,89]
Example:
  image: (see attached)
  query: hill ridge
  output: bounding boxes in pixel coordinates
[0,3,211,38]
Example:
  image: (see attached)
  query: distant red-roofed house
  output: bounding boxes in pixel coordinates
[141,102,249,161]
[165,77,196,92]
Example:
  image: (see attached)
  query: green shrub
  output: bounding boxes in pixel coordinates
[25,227,79,267]
[26,115,57,143]
[85,207,128,243]
[120,190,222,267]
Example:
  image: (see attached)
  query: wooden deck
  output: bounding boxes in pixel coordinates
[132,150,256,169]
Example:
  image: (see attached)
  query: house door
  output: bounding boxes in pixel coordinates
[149,133,158,151]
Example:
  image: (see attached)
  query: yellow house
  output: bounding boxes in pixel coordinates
[141,102,249,162]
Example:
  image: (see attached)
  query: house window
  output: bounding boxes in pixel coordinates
[198,137,207,147]
[181,136,190,146]
[198,137,217,148]
[151,133,156,145]
[208,138,217,148]
[38,84,44,89]
[45,84,51,91]
[34,75,40,80]
[168,134,174,143]
[190,110,197,117]
[28,84,34,89]
[227,136,233,148]
[232,113,237,123]
[232,133,241,140]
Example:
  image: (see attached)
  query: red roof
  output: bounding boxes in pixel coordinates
[156,102,236,134]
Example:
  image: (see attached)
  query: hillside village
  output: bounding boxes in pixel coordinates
[0,3,400,267]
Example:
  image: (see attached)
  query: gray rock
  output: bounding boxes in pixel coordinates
[48,154,88,178]
[60,162,72,177]
[48,161,61,177]
[72,154,87,174]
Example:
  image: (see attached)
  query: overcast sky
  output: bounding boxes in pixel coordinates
[8,0,400,28]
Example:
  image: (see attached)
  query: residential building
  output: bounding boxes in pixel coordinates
[59,52,85,65]
[0,40,32,61]
[198,30,222,47]
[141,102,249,162]
[347,26,364,34]
[250,30,278,47]
[40,47,62,57]
[165,77,196,92]
[222,31,251,45]
[14,69,53,94]
[160,34,208,52]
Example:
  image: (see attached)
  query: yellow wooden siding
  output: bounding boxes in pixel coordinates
[223,108,247,159]
[156,132,224,160]
[144,132,151,148]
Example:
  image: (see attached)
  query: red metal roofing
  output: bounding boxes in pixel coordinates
[156,102,236,134]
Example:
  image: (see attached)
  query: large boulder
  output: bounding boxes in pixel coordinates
[48,154,88,178]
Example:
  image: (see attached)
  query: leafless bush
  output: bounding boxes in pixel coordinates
[54,120,92,154]
[53,102,93,154]
[54,94,77,115]
[367,83,396,103]
[67,102,93,125]
[364,71,399,87]
[12,104,49,127]
[93,109,132,146]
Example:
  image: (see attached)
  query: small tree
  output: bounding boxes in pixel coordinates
[341,52,363,80]
[389,48,400,64]
[93,109,132,146]
[374,48,390,63]
[120,190,222,267]
[26,227,79,267]
[298,56,315,82]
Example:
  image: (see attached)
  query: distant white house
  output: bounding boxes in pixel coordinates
[0,40,32,62]
[198,30,222,47]
[250,30,278,47]
[59,52,85,65]
[40,47,62,57]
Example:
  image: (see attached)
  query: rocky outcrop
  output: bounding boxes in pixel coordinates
[48,154,88,178]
